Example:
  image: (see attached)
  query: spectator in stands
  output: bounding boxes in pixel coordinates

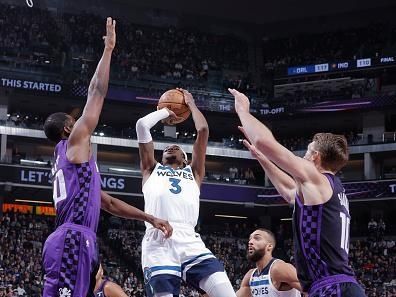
[0,212,395,296]
[378,218,386,237]
[243,168,256,184]
[229,166,239,179]
[368,218,378,239]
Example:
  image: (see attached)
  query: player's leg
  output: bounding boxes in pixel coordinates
[180,234,236,297]
[144,272,181,297]
[87,249,101,297]
[43,228,98,297]
[199,271,236,297]
[42,230,64,296]
[310,282,366,297]
[339,282,366,297]
[142,229,182,297]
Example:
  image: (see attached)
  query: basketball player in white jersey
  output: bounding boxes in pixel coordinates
[237,229,301,297]
[136,88,236,297]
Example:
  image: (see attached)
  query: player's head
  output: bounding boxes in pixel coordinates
[44,112,75,143]
[247,228,276,262]
[304,133,348,173]
[162,144,187,167]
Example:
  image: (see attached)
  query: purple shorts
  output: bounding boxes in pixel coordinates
[42,223,99,297]
[308,275,366,297]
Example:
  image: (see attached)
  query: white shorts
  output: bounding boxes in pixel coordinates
[141,223,224,296]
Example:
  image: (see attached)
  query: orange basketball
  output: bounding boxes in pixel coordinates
[158,89,191,124]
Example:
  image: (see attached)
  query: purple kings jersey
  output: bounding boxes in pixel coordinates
[51,140,101,232]
[292,173,355,292]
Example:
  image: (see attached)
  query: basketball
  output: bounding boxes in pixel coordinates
[158,89,191,124]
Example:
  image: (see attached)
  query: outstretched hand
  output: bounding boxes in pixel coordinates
[103,17,116,50]
[151,218,173,238]
[228,88,250,114]
[176,88,195,106]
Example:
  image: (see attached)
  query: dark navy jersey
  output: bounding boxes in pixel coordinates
[292,173,355,292]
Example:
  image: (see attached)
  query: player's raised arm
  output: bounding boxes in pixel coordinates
[229,88,321,184]
[242,137,296,204]
[136,108,181,183]
[66,17,116,164]
[236,269,253,297]
[178,88,209,186]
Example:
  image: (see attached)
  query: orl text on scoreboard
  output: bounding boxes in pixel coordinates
[287,55,396,76]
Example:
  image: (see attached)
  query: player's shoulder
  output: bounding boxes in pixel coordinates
[243,268,256,281]
[270,259,294,277]
[269,259,288,274]
[103,280,127,297]
[270,258,286,270]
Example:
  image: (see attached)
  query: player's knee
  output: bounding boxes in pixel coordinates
[199,271,236,297]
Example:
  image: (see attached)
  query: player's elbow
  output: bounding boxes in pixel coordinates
[88,78,107,98]
[88,88,106,99]
[100,193,113,212]
[80,114,100,130]
[100,199,110,212]
[255,138,273,155]
[136,118,154,145]
[197,125,209,137]
[136,117,149,130]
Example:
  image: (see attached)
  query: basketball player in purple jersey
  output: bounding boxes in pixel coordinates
[229,88,365,297]
[42,18,172,297]
[94,265,128,297]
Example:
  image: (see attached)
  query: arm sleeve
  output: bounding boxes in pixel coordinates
[136,108,170,143]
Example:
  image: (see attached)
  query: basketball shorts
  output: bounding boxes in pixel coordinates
[141,223,224,297]
[309,275,366,297]
[42,223,99,297]
[310,282,366,297]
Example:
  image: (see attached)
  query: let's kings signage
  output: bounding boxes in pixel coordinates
[0,164,395,205]
[0,165,134,193]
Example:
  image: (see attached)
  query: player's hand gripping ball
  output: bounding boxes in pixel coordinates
[158,89,191,125]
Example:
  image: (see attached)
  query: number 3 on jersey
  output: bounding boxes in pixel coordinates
[169,178,182,194]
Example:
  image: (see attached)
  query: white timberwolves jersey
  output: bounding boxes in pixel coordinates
[142,163,200,228]
[249,259,300,297]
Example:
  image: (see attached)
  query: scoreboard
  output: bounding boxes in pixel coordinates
[287,56,396,76]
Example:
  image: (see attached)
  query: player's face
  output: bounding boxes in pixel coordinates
[247,230,269,262]
[162,145,184,165]
[64,115,76,135]
[304,142,319,162]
